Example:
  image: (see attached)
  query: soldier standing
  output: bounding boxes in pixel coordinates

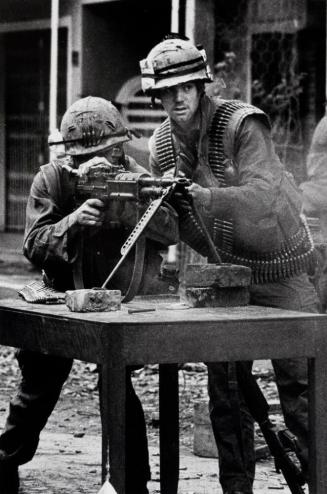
[300,111,327,311]
[140,35,319,494]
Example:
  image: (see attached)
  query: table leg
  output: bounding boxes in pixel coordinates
[100,366,108,483]
[308,323,327,494]
[100,362,126,494]
[159,363,179,494]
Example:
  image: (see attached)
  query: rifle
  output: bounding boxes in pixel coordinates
[67,157,191,300]
[70,158,191,227]
[235,361,306,494]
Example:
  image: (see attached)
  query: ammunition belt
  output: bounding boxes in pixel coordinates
[155,119,176,173]
[155,101,316,283]
[179,209,315,284]
[209,100,269,252]
[208,100,267,186]
[217,216,316,284]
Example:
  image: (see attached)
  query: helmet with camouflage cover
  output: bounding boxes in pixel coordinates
[60,96,131,156]
[140,35,213,94]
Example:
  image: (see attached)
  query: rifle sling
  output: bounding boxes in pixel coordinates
[122,236,146,303]
[73,235,85,290]
[72,231,146,302]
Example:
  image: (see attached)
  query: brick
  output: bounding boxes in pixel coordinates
[180,286,250,308]
[65,289,121,312]
[184,263,251,288]
[193,400,271,460]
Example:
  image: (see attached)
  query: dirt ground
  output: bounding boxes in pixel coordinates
[0,345,302,494]
[0,245,303,494]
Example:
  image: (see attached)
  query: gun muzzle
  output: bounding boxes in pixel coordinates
[138,176,191,188]
[139,186,164,199]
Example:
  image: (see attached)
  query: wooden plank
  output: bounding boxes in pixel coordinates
[127,96,153,105]
[126,109,167,118]
[129,122,165,130]
[0,298,322,324]
[0,308,108,362]
[122,318,317,364]
[0,299,321,366]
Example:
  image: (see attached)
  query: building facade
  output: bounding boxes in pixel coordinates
[0,0,325,231]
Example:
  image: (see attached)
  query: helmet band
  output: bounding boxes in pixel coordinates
[153,64,207,81]
[49,128,130,147]
[155,56,205,74]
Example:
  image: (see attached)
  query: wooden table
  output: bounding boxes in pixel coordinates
[0,297,326,494]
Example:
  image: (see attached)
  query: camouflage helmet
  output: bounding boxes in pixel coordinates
[140,36,213,94]
[60,96,131,156]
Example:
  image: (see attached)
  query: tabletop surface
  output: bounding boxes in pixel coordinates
[0,297,324,326]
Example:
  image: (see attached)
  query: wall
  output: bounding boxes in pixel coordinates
[82,0,171,101]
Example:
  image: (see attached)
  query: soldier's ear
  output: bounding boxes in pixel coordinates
[196,81,205,95]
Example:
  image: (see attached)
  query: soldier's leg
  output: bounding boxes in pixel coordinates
[207,361,255,494]
[316,246,327,312]
[272,358,309,469]
[0,350,73,492]
[250,272,320,472]
[125,370,150,494]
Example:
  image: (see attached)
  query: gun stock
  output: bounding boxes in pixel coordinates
[235,362,306,494]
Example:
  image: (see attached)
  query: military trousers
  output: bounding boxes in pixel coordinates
[207,272,319,493]
[0,350,150,493]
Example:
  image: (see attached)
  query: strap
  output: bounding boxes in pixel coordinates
[122,236,146,303]
[73,235,85,289]
[72,229,146,302]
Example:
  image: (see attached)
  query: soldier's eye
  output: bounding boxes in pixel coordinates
[183,84,193,93]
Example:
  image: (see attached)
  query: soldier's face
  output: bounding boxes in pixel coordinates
[74,143,124,167]
[103,144,124,165]
[159,82,201,127]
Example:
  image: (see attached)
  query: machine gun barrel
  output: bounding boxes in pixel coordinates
[138,176,192,188]
[137,176,192,199]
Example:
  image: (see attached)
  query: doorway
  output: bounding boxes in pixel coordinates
[4,28,67,231]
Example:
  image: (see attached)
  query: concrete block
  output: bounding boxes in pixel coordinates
[65,289,121,312]
[184,263,251,288]
[180,286,250,308]
[193,401,217,458]
[193,400,271,460]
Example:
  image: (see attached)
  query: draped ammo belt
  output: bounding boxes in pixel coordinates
[155,100,316,283]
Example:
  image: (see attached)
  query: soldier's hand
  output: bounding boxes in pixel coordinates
[186,183,211,210]
[71,198,105,227]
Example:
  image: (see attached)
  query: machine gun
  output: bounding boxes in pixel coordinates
[235,361,307,494]
[70,158,190,227]
[66,158,191,301]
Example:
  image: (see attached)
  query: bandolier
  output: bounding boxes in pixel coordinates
[155,99,316,284]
